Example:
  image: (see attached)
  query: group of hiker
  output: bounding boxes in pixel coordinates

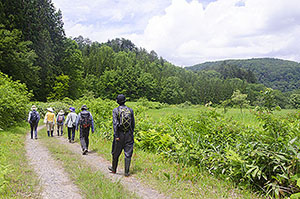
[27,94,135,177]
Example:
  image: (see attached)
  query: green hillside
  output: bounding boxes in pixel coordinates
[186,58,300,92]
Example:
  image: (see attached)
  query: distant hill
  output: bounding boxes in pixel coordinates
[186,58,300,92]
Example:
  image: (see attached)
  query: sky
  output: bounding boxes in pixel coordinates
[51,0,300,67]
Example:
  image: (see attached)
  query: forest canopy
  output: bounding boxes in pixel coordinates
[1,0,300,109]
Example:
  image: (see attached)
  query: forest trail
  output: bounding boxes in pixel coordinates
[25,125,82,199]
[54,135,169,199]
[25,125,169,199]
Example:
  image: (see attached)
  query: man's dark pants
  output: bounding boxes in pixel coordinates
[80,127,90,151]
[30,122,38,139]
[111,132,134,173]
[68,126,76,141]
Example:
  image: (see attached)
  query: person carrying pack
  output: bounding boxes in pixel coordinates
[56,110,65,136]
[108,94,135,177]
[28,105,40,139]
[75,105,94,155]
[65,107,78,143]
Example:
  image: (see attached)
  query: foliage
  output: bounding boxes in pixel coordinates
[132,105,300,198]
[290,94,300,109]
[188,58,300,92]
[47,74,70,101]
[0,72,32,129]
[0,124,40,197]
[231,90,249,112]
[0,26,39,92]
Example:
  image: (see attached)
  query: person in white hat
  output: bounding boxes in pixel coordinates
[44,107,56,137]
[27,105,40,139]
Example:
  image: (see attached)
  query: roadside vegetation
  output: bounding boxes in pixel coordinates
[39,128,138,199]
[0,123,41,198]
[24,96,298,198]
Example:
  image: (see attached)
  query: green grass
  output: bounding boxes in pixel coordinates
[0,122,41,198]
[89,133,263,198]
[146,105,297,127]
[39,128,138,199]
[89,105,288,198]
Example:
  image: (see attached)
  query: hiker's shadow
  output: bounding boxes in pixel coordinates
[88,149,98,154]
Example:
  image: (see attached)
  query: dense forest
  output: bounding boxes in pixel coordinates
[187,58,300,92]
[1,0,300,109]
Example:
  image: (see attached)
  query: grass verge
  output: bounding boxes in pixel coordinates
[0,122,41,198]
[39,128,138,199]
[90,137,263,199]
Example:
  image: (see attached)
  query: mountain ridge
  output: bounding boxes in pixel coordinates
[185,58,300,92]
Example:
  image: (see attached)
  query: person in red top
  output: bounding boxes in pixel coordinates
[56,110,65,136]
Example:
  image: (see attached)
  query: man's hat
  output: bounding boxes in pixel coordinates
[31,105,37,111]
[47,107,54,112]
[81,105,88,110]
[116,94,126,104]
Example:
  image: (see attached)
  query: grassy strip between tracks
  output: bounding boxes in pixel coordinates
[39,127,138,199]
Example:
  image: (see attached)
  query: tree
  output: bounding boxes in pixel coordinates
[231,90,249,113]
[47,74,70,101]
[256,88,276,112]
[137,73,159,101]
[160,76,184,104]
[0,26,40,95]
[0,72,32,129]
[290,94,300,109]
[61,38,83,99]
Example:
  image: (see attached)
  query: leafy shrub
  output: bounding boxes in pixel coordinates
[133,108,300,198]
[0,72,32,129]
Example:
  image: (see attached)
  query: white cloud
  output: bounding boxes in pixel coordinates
[52,0,300,66]
[137,0,300,66]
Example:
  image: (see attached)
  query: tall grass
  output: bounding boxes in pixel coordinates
[0,123,41,198]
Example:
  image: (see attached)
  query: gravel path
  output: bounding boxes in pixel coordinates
[55,136,170,199]
[25,125,82,199]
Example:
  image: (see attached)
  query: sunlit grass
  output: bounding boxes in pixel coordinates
[89,131,263,198]
[39,128,138,199]
[0,122,41,198]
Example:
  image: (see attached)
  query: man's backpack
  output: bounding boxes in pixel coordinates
[79,111,92,128]
[118,106,132,132]
[57,115,64,123]
[30,111,38,124]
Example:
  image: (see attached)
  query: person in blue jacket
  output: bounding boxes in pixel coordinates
[28,105,40,139]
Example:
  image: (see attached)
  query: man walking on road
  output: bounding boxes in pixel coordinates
[109,94,135,177]
[28,105,40,139]
[76,105,94,155]
[65,107,77,143]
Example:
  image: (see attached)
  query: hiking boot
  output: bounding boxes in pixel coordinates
[108,166,116,173]
[82,149,88,155]
[69,139,71,143]
[51,131,53,137]
[125,158,131,177]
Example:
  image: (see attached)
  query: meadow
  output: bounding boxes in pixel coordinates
[1,97,299,198]
[82,98,299,198]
